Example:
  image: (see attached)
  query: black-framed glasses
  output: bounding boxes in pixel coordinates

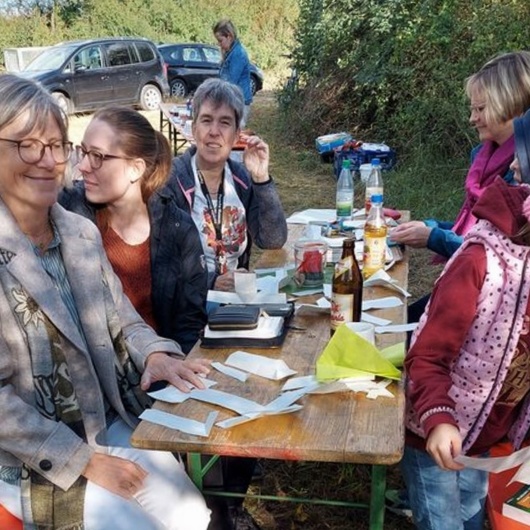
[75,145,132,170]
[0,137,73,164]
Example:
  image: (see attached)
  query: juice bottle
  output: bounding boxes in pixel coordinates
[363,194,387,279]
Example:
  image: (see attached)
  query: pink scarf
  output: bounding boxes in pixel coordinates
[452,136,515,236]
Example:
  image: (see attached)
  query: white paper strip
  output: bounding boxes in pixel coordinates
[375,323,418,334]
[216,405,303,429]
[361,312,393,326]
[189,388,265,414]
[264,384,319,411]
[139,409,218,437]
[211,361,249,382]
[362,296,403,310]
[281,375,319,391]
[147,378,217,403]
[456,446,530,485]
[225,350,297,380]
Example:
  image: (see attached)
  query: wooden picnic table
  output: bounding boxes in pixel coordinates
[159,101,194,155]
[132,216,409,530]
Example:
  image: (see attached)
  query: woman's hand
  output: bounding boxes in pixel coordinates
[243,136,270,183]
[426,423,464,471]
[140,353,211,392]
[82,453,147,499]
[213,268,248,292]
[389,221,432,248]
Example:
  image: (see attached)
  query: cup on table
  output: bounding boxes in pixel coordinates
[345,322,375,344]
[359,163,372,183]
[293,240,328,287]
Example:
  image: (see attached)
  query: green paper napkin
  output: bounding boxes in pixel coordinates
[316,324,402,381]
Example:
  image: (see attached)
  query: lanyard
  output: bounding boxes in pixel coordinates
[197,169,225,272]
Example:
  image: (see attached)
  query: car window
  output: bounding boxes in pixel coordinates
[73,45,103,70]
[104,42,132,67]
[182,47,202,62]
[203,47,221,65]
[136,42,156,63]
[24,44,78,71]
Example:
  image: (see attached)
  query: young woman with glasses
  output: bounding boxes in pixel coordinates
[60,106,208,354]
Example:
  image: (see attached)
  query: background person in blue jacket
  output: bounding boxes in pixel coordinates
[214,19,253,127]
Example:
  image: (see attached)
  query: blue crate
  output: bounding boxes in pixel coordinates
[333,143,396,178]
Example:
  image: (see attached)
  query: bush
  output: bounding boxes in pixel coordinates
[281,0,530,162]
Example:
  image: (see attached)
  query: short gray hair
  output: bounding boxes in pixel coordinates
[0,74,68,139]
[192,78,244,129]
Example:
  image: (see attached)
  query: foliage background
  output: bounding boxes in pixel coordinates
[285,0,530,162]
[0,0,298,69]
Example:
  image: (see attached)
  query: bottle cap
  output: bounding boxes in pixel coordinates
[371,158,381,167]
[371,194,383,204]
[342,159,351,169]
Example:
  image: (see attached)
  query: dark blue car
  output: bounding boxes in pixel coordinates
[157,42,264,98]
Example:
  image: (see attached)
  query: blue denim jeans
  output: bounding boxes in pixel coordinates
[401,445,488,530]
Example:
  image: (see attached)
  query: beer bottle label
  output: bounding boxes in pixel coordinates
[331,293,355,330]
[335,255,353,276]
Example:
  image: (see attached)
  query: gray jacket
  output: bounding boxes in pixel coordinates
[0,200,182,490]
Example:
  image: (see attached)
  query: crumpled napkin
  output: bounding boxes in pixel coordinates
[316,324,402,381]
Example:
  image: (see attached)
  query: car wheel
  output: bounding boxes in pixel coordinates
[140,84,162,111]
[170,79,188,98]
[52,92,72,114]
[250,75,258,96]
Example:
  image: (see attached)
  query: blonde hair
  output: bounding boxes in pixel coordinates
[466,51,530,125]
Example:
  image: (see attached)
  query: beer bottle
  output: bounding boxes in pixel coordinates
[330,238,363,334]
[363,194,387,279]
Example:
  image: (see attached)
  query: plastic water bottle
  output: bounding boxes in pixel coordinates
[364,158,384,213]
[362,194,387,279]
[336,159,354,222]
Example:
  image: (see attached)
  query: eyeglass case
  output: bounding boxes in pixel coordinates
[208,305,261,331]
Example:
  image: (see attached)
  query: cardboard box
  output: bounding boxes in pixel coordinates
[503,485,530,525]
[488,442,530,529]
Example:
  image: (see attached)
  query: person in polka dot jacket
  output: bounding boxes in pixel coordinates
[401,107,530,530]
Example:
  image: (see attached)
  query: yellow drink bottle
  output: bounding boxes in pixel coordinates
[363,194,387,279]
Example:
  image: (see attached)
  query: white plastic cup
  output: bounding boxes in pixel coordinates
[359,163,372,183]
[345,322,375,344]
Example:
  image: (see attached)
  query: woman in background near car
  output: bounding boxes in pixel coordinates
[0,74,211,530]
[60,106,208,354]
[213,18,253,127]
[169,78,287,292]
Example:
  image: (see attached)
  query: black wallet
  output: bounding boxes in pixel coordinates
[208,305,261,331]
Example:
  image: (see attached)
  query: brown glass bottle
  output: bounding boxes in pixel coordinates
[330,238,363,334]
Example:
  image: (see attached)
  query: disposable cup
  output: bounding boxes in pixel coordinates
[360,163,372,183]
[345,322,375,344]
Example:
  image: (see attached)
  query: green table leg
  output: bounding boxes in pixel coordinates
[369,465,387,530]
